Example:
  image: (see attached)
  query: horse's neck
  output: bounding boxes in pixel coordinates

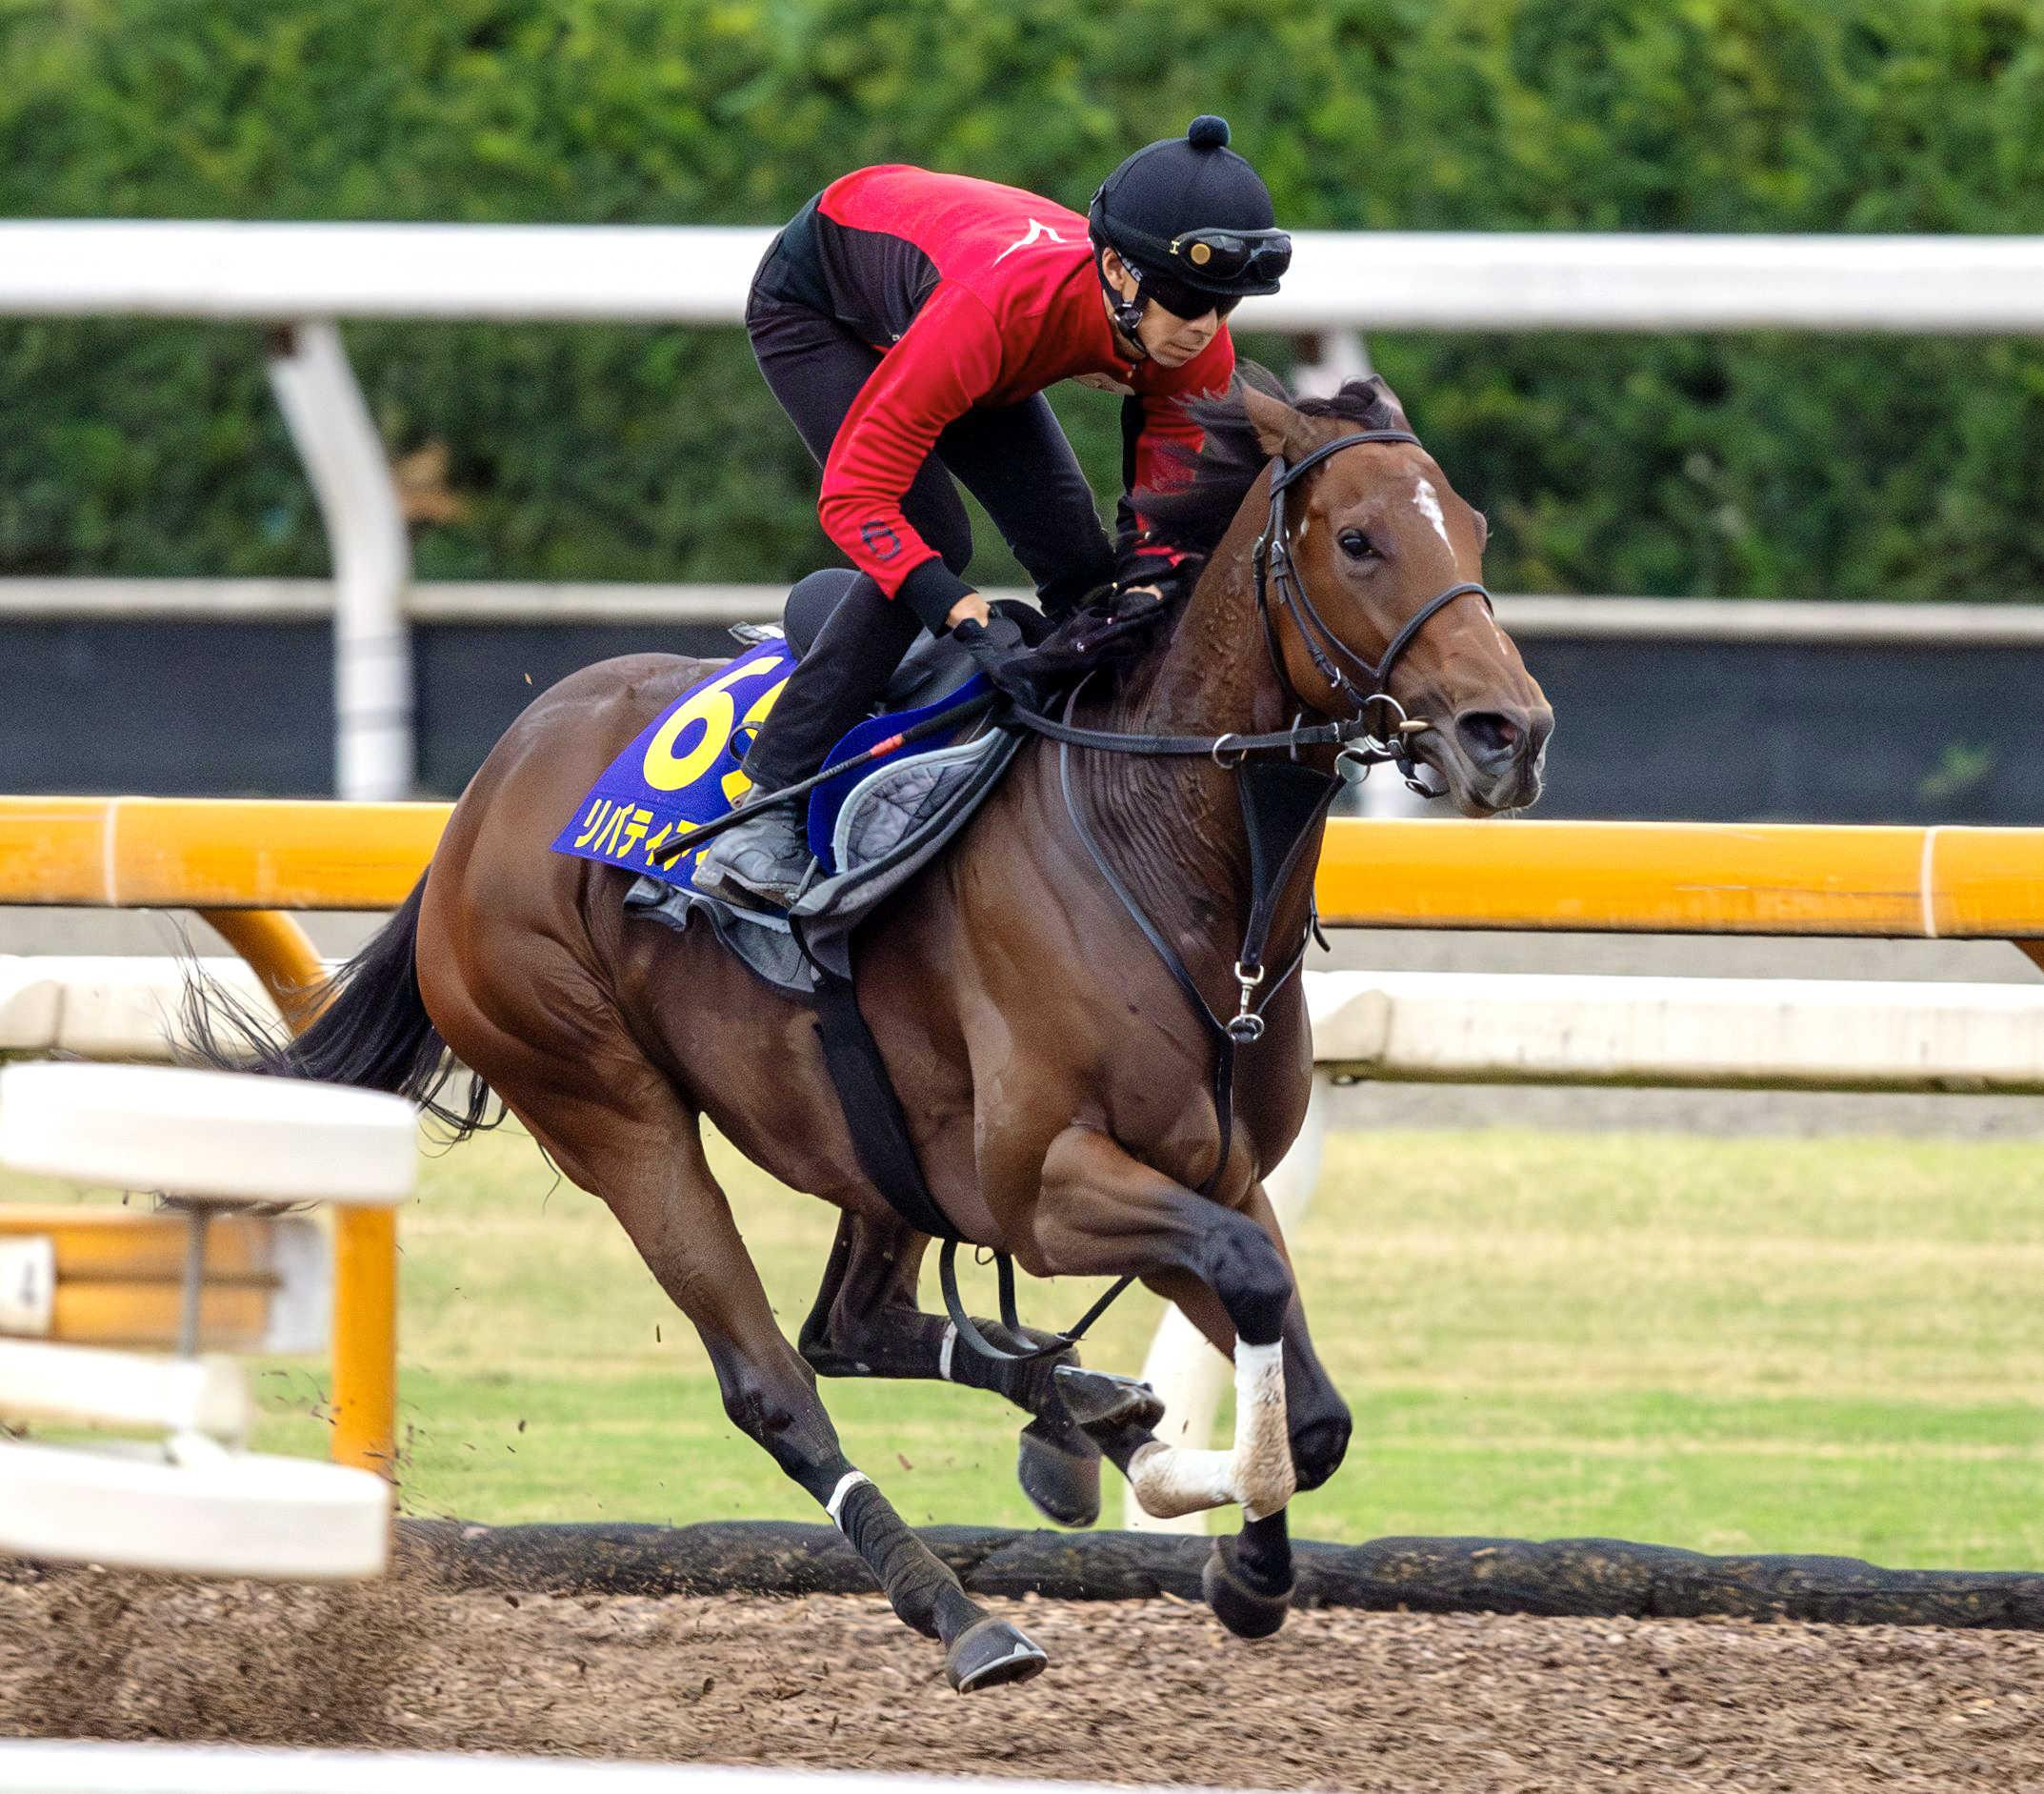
[1072,477,1322,968]
[1120,472,1289,742]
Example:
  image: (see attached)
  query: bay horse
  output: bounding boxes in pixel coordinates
[197,371,1550,1691]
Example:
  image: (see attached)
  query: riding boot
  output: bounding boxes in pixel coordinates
[689,801,814,909]
[692,574,929,908]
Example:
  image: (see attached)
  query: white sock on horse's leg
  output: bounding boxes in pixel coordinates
[824,1468,874,1526]
[1125,1338,1294,1521]
[1127,1438,1235,1519]
[1232,1339,1297,1521]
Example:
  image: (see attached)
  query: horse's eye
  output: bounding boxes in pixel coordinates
[1338,529,1375,560]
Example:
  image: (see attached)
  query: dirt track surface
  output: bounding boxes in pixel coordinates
[6,1568,2044,1790]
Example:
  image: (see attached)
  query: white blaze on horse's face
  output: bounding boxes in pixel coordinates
[1412,477,1453,553]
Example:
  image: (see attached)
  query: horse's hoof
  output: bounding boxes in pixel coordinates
[1017,1418,1101,1528]
[1202,1539,1293,1641]
[945,1615,1048,1693]
[1052,1364,1165,1433]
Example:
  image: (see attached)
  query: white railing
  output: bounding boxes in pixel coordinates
[1128,965,2044,1531]
[14,952,2043,1539]
[11,222,2044,333]
[8,220,2044,796]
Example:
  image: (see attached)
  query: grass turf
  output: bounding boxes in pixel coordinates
[7,1122,2041,1568]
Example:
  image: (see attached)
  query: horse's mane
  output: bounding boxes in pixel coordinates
[1134,364,1404,557]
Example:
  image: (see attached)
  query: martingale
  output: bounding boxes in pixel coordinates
[551,639,792,885]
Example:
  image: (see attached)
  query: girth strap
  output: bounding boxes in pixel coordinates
[810,971,958,1243]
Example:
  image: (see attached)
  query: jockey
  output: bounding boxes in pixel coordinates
[691,114,1292,908]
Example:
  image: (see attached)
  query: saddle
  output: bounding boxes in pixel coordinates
[551,571,1028,998]
[777,568,985,713]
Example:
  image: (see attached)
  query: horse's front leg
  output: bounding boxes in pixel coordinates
[1140,1207,1353,1497]
[795,1211,1103,1526]
[1029,1124,1347,1639]
[1133,1246,1352,1639]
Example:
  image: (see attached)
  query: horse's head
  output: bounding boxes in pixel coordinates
[1232,376,1552,816]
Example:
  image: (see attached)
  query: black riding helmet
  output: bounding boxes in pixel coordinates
[1088,115,1291,339]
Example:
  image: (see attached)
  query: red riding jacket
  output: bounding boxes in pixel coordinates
[766,165,1234,621]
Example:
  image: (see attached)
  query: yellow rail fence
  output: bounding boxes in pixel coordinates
[8,796,2044,938]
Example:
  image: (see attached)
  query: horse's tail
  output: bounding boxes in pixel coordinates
[180,877,497,1142]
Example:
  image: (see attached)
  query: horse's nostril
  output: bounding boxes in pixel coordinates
[1455,711,1521,767]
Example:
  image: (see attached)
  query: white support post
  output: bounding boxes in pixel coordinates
[1125,1070,1332,1531]
[265,321,413,800]
[1292,327,1373,398]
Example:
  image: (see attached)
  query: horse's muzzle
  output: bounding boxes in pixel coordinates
[1447,702,1553,813]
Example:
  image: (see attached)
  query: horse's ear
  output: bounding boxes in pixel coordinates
[1239,381,1311,459]
[1366,375,1413,433]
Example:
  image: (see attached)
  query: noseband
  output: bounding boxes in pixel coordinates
[1254,428,1493,788]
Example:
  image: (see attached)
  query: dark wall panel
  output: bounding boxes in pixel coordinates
[0,619,331,796]
[4,620,2041,826]
[1523,639,2044,824]
[411,622,733,796]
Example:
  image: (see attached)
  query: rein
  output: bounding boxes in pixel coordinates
[941,426,1485,1366]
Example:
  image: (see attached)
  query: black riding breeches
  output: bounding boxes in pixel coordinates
[737,279,1114,793]
[744,571,922,792]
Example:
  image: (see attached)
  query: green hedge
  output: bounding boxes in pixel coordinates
[4,0,2043,598]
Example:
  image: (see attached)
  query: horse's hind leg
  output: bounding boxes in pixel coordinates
[797,1213,1103,1526]
[508,1071,1046,1693]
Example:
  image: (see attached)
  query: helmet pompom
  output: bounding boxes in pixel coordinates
[1187,114,1231,151]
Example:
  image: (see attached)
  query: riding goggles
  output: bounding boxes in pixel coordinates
[1166,227,1293,288]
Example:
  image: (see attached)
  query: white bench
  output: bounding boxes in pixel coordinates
[0,1062,413,1579]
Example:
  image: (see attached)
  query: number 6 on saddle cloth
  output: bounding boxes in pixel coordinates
[554,619,1014,943]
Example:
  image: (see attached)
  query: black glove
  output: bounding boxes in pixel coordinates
[1025,562,1190,673]
[956,572,1187,710]
[952,614,1051,708]
[1031,593,1166,673]
[1112,548,1206,613]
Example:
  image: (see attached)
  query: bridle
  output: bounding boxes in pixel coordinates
[1011,426,1493,785]
[1252,427,1493,792]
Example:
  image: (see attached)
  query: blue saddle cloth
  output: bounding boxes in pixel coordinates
[551,635,991,894]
